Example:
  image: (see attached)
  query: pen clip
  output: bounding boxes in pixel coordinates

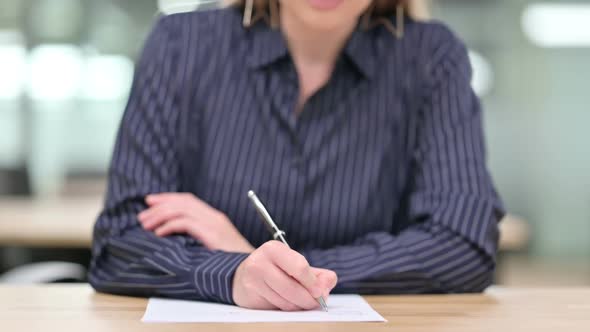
[272,230,286,241]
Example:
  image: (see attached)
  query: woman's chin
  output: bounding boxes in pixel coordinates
[280,0,371,31]
[299,18,349,31]
[306,0,345,11]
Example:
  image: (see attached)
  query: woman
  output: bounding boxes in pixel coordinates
[90,0,504,311]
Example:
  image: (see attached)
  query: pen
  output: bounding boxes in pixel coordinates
[247,190,329,312]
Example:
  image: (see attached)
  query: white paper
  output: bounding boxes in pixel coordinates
[142,294,386,323]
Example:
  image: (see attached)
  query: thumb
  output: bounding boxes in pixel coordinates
[311,267,338,295]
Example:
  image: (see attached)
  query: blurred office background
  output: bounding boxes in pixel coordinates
[0,0,588,285]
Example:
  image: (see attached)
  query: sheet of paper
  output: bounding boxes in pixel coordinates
[142,294,386,323]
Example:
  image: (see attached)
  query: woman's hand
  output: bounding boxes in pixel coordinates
[232,241,338,311]
[138,193,255,254]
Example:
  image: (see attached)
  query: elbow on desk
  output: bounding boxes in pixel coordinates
[88,271,106,293]
[87,259,152,298]
[436,258,496,294]
[87,245,139,297]
[87,261,111,294]
[340,258,495,295]
[87,257,118,295]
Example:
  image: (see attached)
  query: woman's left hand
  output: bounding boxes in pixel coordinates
[138,193,255,254]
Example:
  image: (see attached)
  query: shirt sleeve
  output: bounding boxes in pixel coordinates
[88,16,248,304]
[302,28,504,294]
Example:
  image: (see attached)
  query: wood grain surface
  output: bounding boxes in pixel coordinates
[0,285,588,332]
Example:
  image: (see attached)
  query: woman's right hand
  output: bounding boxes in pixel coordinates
[232,241,338,311]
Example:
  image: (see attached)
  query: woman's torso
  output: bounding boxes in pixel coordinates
[168,8,444,250]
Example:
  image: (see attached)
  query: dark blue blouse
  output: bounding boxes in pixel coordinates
[89,7,504,304]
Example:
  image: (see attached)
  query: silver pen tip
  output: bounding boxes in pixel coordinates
[318,296,328,312]
[248,190,256,198]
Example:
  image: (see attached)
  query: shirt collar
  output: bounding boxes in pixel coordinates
[246,25,289,69]
[343,27,378,80]
[246,24,379,80]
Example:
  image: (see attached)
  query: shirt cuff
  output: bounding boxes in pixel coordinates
[193,251,249,304]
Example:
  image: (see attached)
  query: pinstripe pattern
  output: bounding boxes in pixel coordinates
[89,7,504,304]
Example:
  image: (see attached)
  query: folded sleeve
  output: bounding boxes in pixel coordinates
[302,27,504,294]
[88,16,248,304]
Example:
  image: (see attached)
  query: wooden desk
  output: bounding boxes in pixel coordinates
[0,198,527,252]
[0,198,100,248]
[0,285,588,332]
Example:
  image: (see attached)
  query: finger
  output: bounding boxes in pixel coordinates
[258,282,302,312]
[154,218,190,237]
[313,268,338,298]
[138,203,167,221]
[326,270,338,290]
[313,268,338,290]
[145,193,184,206]
[263,242,322,298]
[145,193,169,205]
[264,264,319,310]
[137,207,164,230]
[139,204,184,230]
[242,293,276,311]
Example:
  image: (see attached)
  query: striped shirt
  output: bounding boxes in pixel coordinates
[89,7,504,304]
